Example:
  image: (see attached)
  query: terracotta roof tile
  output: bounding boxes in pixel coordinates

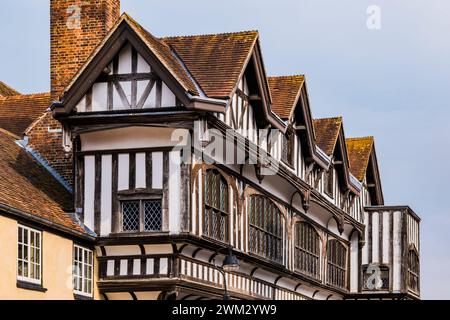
[162,30,258,99]
[346,137,374,181]
[313,117,343,156]
[0,93,51,136]
[0,81,20,97]
[268,75,304,119]
[0,130,84,233]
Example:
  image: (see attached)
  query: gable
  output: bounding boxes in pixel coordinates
[53,14,205,116]
[268,75,304,120]
[313,117,342,156]
[75,42,180,113]
[346,137,384,204]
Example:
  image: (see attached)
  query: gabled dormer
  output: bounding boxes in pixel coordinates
[52,13,227,119]
[346,137,384,206]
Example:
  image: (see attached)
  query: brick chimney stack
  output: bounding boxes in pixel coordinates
[50,0,120,100]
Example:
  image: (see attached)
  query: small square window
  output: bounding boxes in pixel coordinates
[121,199,162,233]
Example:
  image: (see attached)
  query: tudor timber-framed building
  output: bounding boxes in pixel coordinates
[0,0,420,300]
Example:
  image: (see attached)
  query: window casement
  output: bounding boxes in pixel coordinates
[248,195,283,264]
[121,198,162,232]
[73,245,93,297]
[17,225,42,285]
[326,239,347,289]
[204,169,229,242]
[282,132,295,168]
[324,166,334,198]
[408,249,420,293]
[294,222,321,279]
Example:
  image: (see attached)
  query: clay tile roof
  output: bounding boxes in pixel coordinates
[346,137,374,181]
[0,93,51,136]
[123,14,199,96]
[0,81,20,97]
[0,129,84,234]
[313,117,343,156]
[268,75,305,119]
[162,30,259,99]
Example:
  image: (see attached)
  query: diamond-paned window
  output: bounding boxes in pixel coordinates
[122,201,140,232]
[144,200,162,231]
[121,199,162,233]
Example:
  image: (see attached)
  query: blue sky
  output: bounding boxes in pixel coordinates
[1,1,448,299]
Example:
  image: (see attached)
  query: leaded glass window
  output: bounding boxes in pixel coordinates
[294,222,320,279]
[408,249,420,293]
[327,239,347,289]
[204,169,229,242]
[121,199,162,232]
[248,195,283,264]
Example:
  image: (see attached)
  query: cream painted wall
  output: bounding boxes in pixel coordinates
[0,215,98,300]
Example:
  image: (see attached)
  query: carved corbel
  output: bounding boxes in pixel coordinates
[337,214,345,235]
[301,189,311,212]
[254,163,264,184]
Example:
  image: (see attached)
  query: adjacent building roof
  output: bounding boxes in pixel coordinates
[0,81,20,97]
[268,75,305,119]
[313,117,343,156]
[0,93,51,136]
[346,137,374,181]
[0,129,84,234]
[162,30,258,99]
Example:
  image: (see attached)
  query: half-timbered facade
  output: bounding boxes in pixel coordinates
[0,0,420,300]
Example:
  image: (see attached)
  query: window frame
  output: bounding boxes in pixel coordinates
[119,194,163,233]
[326,239,348,289]
[203,169,230,243]
[248,195,284,264]
[281,131,295,168]
[73,245,94,298]
[17,225,42,285]
[294,222,321,280]
[408,248,420,293]
[324,166,334,198]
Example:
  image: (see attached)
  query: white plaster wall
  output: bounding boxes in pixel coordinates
[382,211,390,264]
[372,212,379,263]
[118,154,130,191]
[169,151,181,234]
[84,156,96,232]
[393,211,402,291]
[135,152,146,189]
[81,127,189,151]
[100,155,112,236]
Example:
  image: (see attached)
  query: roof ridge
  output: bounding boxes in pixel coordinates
[161,30,259,40]
[268,74,305,79]
[2,92,50,99]
[347,136,374,141]
[314,116,343,121]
